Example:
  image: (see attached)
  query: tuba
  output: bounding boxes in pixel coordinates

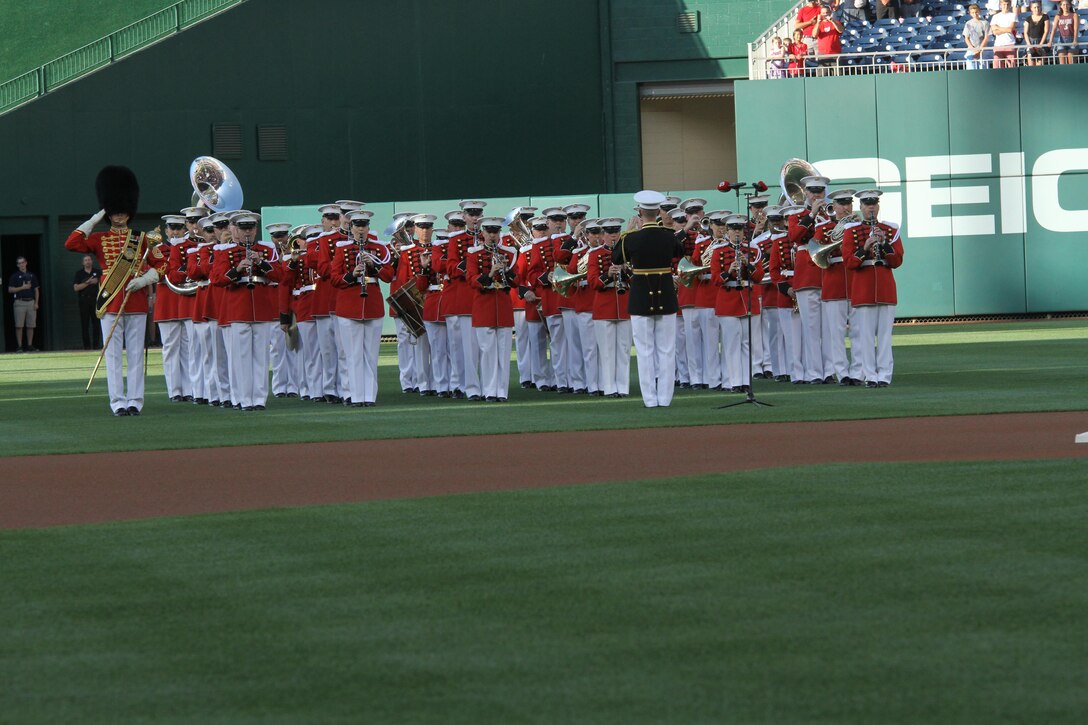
[504,208,533,246]
[779,158,822,206]
[189,156,244,212]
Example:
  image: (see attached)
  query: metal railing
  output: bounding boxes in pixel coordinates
[750,44,1088,80]
[748,0,806,76]
[0,0,246,116]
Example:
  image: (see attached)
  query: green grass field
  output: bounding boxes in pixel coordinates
[2,320,1088,456]
[0,1,178,80]
[2,320,1087,722]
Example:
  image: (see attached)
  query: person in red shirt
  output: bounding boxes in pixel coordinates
[788,28,812,77]
[586,218,632,398]
[815,3,845,76]
[795,0,823,39]
[466,216,520,402]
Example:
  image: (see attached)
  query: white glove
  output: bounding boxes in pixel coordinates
[77,209,107,236]
[125,268,159,292]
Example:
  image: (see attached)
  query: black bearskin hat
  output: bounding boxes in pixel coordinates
[95,165,140,219]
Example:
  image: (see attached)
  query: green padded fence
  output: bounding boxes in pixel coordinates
[0,0,244,116]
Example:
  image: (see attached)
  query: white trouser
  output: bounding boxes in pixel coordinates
[269,326,290,396]
[822,299,850,380]
[446,315,465,393]
[412,327,432,391]
[777,307,803,381]
[698,307,720,388]
[425,321,449,393]
[395,316,415,390]
[528,321,555,387]
[339,317,383,404]
[100,313,146,413]
[749,313,765,376]
[850,304,895,384]
[575,311,598,393]
[594,319,632,396]
[191,320,209,401]
[562,308,585,390]
[198,321,219,402]
[718,316,750,390]
[446,315,480,396]
[334,314,349,400]
[181,319,198,399]
[546,314,568,389]
[158,319,189,399]
[630,314,676,408]
[475,326,513,399]
[674,314,688,384]
[314,315,339,398]
[286,334,303,396]
[763,309,784,376]
[297,320,322,399]
[215,323,231,402]
[681,307,703,385]
[796,288,824,381]
[513,309,531,384]
[225,321,273,409]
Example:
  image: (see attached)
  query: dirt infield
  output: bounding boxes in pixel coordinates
[3,411,1087,530]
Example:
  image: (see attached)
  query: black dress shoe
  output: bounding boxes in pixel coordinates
[438,391,451,398]
[343,398,353,406]
[112,408,129,417]
[170,395,182,403]
[823,376,836,384]
[127,406,140,416]
[539,385,556,392]
[363,402,376,407]
[210,399,221,407]
[497,397,507,403]
[287,392,298,398]
[233,403,242,410]
[808,379,824,385]
[468,395,482,401]
[520,381,533,389]
[608,392,621,398]
[194,398,208,405]
[350,402,364,407]
[324,394,341,404]
[593,390,605,397]
[864,381,878,388]
[274,393,286,398]
[452,389,465,399]
[241,406,254,411]
[792,379,806,385]
[485,396,498,402]
[423,390,437,396]
[300,395,311,401]
[877,381,890,388]
[774,375,790,383]
[678,382,691,389]
[573,388,588,395]
[557,387,573,394]
[838,377,854,386]
[254,405,266,411]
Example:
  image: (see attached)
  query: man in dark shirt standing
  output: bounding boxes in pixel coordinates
[73,254,103,349]
[611,190,684,408]
[7,256,41,352]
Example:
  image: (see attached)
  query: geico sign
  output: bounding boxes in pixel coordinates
[814,150,1088,236]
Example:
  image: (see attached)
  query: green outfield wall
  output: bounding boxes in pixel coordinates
[735,66,1088,317]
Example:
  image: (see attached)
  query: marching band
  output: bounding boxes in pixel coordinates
[67,162,904,415]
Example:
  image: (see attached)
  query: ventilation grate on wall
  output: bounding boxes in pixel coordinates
[677,11,700,33]
[257,125,288,161]
[212,123,243,160]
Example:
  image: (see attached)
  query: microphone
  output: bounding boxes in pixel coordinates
[752,181,768,193]
[717,181,749,192]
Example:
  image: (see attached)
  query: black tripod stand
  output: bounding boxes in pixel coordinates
[718,187,772,410]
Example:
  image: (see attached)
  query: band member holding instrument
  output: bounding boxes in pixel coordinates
[65,166,166,416]
[422,229,451,397]
[563,212,599,396]
[211,211,283,411]
[690,209,722,391]
[842,190,903,388]
[610,190,684,408]
[753,205,790,382]
[817,189,860,385]
[504,207,537,390]
[188,215,220,405]
[283,225,324,401]
[534,207,573,393]
[711,214,765,393]
[787,175,832,384]
[772,205,806,384]
[208,211,236,404]
[466,216,520,402]
[746,195,771,379]
[310,203,346,403]
[587,218,632,398]
[180,206,209,401]
[445,200,487,400]
[520,216,558,391]
[395,214,436,396]
[332,210,394,407]
[266,222,297,399]
[156,214,193,403]
[660,206,690,389]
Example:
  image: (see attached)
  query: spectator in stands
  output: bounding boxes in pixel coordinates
[815,4,846,75]
[989,0,1020,67]
[875,0,900,20]
[768,36,788,78]
[1049,0,1080,62]
[963,3,992,68]
[986,0,1003,15]
[839,0,873,24]
[788,28,812,76]
[900,0,925,18]
[796,0,823,40]
[1023,2,1052,64]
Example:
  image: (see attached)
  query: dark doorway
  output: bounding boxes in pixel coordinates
[2,234,44,353]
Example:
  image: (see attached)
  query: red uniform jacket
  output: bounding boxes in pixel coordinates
[157,238,197,322]
[310,230,346,317]
[787,211,823,290]
[710,242,765,317]
[467,242,519,328]
[691,235,719,309]
[842,220,903,306]
[554,234,577,310]
[443,232,477,316]
[392,243,429,316]
[210,241,284,323]
[586,245,630,321]
[331,237,395,320]
[754,232,791,310]
[280,250,318,324]
[565,246,595,314]
[65,228,168,315]
[814,218,850,301]
[194,243,220,321]
[420,241,445,323]
[677,229,699,308]
[526,235,570,318]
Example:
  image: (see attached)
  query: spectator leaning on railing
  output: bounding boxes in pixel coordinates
[1023,2,1051,65]
[990,0,1020,68]
[1049,0,1079,63]
[788,28,812,76]
[768,36,788,78]
[964,4,992,68]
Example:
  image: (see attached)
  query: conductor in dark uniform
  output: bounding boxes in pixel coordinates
[611,190,685,408]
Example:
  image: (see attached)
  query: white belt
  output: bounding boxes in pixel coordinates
[578,280,588,287]
[724,281,752,289]
[196,280,210,288]
[427,284,443,292]
[698,273,711,281]
[361,276,378,284]
[781,270,794,278]
[238,275,276,286]
[297,283,315,293]
[859,260,886,268]
[828,256,843,264]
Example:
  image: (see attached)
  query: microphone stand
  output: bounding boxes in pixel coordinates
[718,186,772,409]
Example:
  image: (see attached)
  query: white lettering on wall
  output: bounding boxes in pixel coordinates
[1032,149,1088,233]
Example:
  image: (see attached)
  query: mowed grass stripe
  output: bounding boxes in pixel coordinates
[2,459,1086,722]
